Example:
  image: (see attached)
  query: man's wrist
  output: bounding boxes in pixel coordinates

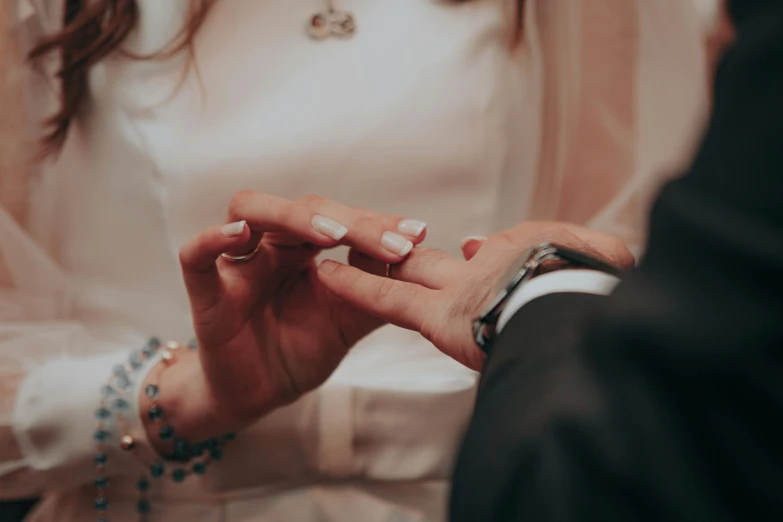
[496,269,621,333]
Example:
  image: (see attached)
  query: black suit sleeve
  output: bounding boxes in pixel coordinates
[450,2,783,521]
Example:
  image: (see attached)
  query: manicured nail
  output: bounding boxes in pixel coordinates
[382,231,414,256]
[397,219,427,237]
[221,221,246,237]
[312,215,348,240]
[460,235,488,249]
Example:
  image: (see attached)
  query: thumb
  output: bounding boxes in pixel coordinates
[179,221,254,315]
[459,236,487,261]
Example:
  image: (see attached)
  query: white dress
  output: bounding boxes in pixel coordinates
[0,0,712,520]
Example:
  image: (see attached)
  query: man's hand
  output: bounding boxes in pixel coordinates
[317,222,634,371]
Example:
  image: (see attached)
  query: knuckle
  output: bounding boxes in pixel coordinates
[544,225,569,241]
[283,201,306,224]
[177,235,201,269]
[489,233,523,260]
[353,214,375,229]
[537,223,575,245]
[401,248,447,271]
[425,248,450,263]
[299,194,325,207]
[541,222,565,235]
[353,214,382,237]
[493,229,528,250]
[229,190,256,217]
[494,230,516,245]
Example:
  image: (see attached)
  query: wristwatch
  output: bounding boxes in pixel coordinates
[472,243,625,352]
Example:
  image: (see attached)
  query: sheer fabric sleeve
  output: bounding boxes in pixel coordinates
[523,0,713,254]
[0,205,155,499]
[1,0,149,499]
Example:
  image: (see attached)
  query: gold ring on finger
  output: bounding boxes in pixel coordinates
[220,243,261,263]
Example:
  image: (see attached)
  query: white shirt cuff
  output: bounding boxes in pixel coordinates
[496,269,621,333]
[14,351,156,480]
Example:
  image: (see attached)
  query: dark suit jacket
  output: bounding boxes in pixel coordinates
[450,1,783,521]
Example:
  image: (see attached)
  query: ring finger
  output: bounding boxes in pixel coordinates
[387,247,462,289]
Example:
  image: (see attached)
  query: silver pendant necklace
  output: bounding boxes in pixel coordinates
[307,0,356,40]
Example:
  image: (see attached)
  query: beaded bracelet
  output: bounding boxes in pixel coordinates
[92,337,234,522]
[122,340,232,479]
[92,337,163,520]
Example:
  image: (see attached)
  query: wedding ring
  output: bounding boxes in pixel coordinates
[385,264,391,278]
[220,243,261,263]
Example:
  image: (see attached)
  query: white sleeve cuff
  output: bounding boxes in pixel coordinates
[13,351,155,481]
[496,269,621,333]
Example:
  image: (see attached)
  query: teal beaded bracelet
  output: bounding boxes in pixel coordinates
[92,337,163,522]
[94,338,234,522]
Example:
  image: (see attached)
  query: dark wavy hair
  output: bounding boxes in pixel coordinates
[28,0,216,156]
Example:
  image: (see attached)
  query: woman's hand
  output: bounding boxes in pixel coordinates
[317,222,634,371]
[141,192,426,447]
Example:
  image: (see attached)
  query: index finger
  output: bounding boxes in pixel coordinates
[228,192,426,264]
[228,191,345,248]
[316,260,436,333]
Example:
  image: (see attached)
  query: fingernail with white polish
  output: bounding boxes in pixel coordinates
[460,235,488,249]
[221,220,246,237]
[312,215,348,240]
[397,219,427,237]
[382,231,414,256]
